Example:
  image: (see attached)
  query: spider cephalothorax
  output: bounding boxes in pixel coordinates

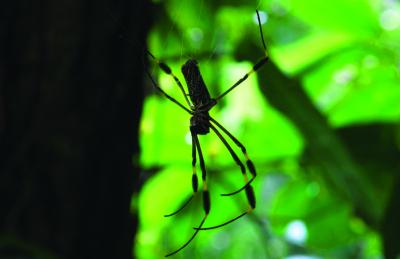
[190,109,211,135]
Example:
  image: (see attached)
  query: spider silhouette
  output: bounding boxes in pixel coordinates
[146,10,268,257]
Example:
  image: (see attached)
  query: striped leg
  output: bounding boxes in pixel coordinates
[195,127,256,230]
[147,50,192,107]
[214,56,268,102]
[164,133,198,217]
[195,183,255,231]
[165,133,210,257]
[214,10,269,103]
[209,124,253,195]
[191,125,256,231]
[145,70,192,114]
[209,117,257,195]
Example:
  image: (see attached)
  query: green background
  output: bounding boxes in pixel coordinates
[137,0,400,258]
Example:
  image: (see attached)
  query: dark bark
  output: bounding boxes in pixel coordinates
[0,0,150,258]
[382,177,400,259]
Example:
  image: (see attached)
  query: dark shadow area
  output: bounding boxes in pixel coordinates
[0,0,150,258]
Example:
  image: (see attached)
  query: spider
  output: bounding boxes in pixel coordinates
[146,10,268,257]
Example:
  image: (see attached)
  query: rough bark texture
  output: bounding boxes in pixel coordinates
[0,0,149,258]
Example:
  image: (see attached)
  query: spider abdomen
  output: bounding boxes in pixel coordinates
[182,59,212,107]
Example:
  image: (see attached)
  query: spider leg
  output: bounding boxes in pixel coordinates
[256,10,268,51]
[214,56,268,102]
[165,134,210,257]
[209,117,256,196]
[190,125,255,231]
[146,56,195,215]
[147,50,192,107]
[209,124,254,195]
[164,133,199,217]
[214,10,269,103]
[145,70,192,114]
[194,183,254,231]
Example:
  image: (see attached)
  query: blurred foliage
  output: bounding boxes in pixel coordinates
[137,0,400,258]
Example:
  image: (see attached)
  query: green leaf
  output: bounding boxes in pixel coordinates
[272,30,359,74]
[279,0,380,34]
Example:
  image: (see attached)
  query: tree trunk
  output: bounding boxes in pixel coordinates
[0,0,150,258]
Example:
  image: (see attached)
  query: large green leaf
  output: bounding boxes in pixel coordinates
[278,0,380,34]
